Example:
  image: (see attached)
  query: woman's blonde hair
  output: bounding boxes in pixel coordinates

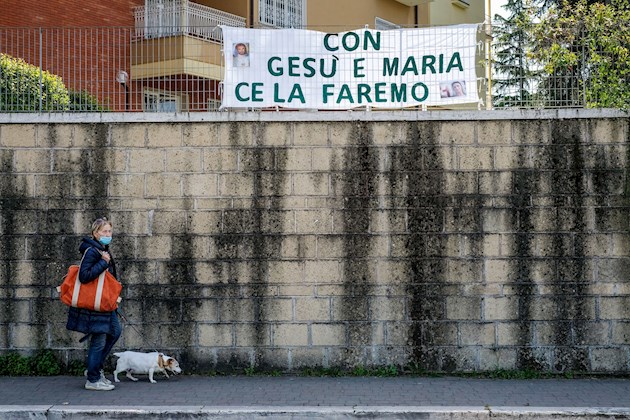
[91,217,113,237]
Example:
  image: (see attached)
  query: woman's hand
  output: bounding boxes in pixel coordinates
[101,251,111,264]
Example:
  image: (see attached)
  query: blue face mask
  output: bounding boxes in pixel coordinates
[99,236,112,246]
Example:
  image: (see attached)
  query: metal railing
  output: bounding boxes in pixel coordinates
[0,23,622,113]
[133,0,246,42]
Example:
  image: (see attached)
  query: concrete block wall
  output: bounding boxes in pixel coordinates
[0,111,628,373]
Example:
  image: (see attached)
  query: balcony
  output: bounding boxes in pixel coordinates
[131,0,245,81]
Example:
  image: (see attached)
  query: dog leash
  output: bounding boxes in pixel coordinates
[116,308,160,353]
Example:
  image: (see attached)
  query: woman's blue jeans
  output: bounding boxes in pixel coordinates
[86,313,121,383]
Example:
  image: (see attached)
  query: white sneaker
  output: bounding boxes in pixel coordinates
[84,369,112,385]
[85,379,115,391]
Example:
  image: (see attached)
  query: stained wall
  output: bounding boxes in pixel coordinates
[0,110,628,373]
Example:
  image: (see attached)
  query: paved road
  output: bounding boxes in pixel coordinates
[1,375,630,418]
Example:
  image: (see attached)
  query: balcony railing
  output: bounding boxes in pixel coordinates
[133,0,246,42]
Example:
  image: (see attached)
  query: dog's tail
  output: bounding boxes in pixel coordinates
[113,352,124,358]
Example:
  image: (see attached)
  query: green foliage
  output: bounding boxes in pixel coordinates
[0,54,70,111]
[0,54,106,112]
[244,366,257,376]
[0,352,31,376]
[31,349,62,376]
[531,0,630,109]
[68,90,107,112]
[492,0,542,107]
[0,350,72,376]
[67,359,86,377]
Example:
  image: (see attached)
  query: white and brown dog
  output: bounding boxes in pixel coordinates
[113,351,182,384]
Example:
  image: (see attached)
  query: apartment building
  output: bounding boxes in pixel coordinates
[0,0,486,112]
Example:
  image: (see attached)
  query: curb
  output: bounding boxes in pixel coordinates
[2,406,630,419]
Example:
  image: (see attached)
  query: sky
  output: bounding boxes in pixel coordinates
[491,0,509,19]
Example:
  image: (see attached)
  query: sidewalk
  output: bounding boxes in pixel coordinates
[1,375,630,419]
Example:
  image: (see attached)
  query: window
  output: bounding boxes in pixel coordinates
[143,88,186,112]
[375,17,400,30]
[259,0,306,28]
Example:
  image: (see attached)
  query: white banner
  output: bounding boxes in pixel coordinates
[221,25,480,110]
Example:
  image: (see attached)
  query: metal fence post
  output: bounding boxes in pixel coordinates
[39,27,43,112]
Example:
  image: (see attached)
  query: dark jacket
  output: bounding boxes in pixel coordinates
[66,237,118,336]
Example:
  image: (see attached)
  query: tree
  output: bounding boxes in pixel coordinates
[532,0,630,108]
[492,0,542,107]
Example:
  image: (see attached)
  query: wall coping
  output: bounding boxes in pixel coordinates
[0,109,627,124]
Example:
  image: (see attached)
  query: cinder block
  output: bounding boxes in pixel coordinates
[312,148,334,171]
[601,296,630,320]
[482,209,512,233]
[129,149,164,173]
[294,123,329,146]
[295,298,330,321]
[146,124,182,147]
[478,348,517,371]
[479,172,512,195]
[280,235,316,259]
[446,296,481,320]
[109,174,145,198]
[304,260,341,283]
[199,324,233,346]
[290,348,326,369]
[293,173,329,196]
[267,261,303,284]
[496,322,523,346]
[204,148,238,172]
[11,323,36,348]
[273,324,308,346]
[259,123,291,146]
[110,124,146,147]
[371,209,406,233]
[165,149,202,172]
[477,121,512,145]
[458,146,493,170]
[1,125,36,147]
[220,173,254,197]
[13,149,50,173]
[370,296,405,321]
[73,124,110,147]
[590,119,628,144]
[612,321,630,344]
[444,171,477,194]
[145,173,181,197]
[460,322,495,345]
[182,174,218,197]
[261,299,293,322]
[446,259,483,283]
[439,121,474,145]
[285,148,312,171]
[137,236,172,259]
[590,348,628,372]
[183,123,217,146]
[217,122,253,146]
[295,209,333,234]
[484,296,519,321]
[38,124,73,147]
[372,122,406,146]
[188,211,222,234]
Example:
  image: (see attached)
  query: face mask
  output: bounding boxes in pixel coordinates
[99,236,112,246]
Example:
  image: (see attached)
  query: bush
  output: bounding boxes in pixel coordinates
[0,53,70,111]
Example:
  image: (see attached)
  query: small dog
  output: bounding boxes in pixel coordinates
[113,351,182,384]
